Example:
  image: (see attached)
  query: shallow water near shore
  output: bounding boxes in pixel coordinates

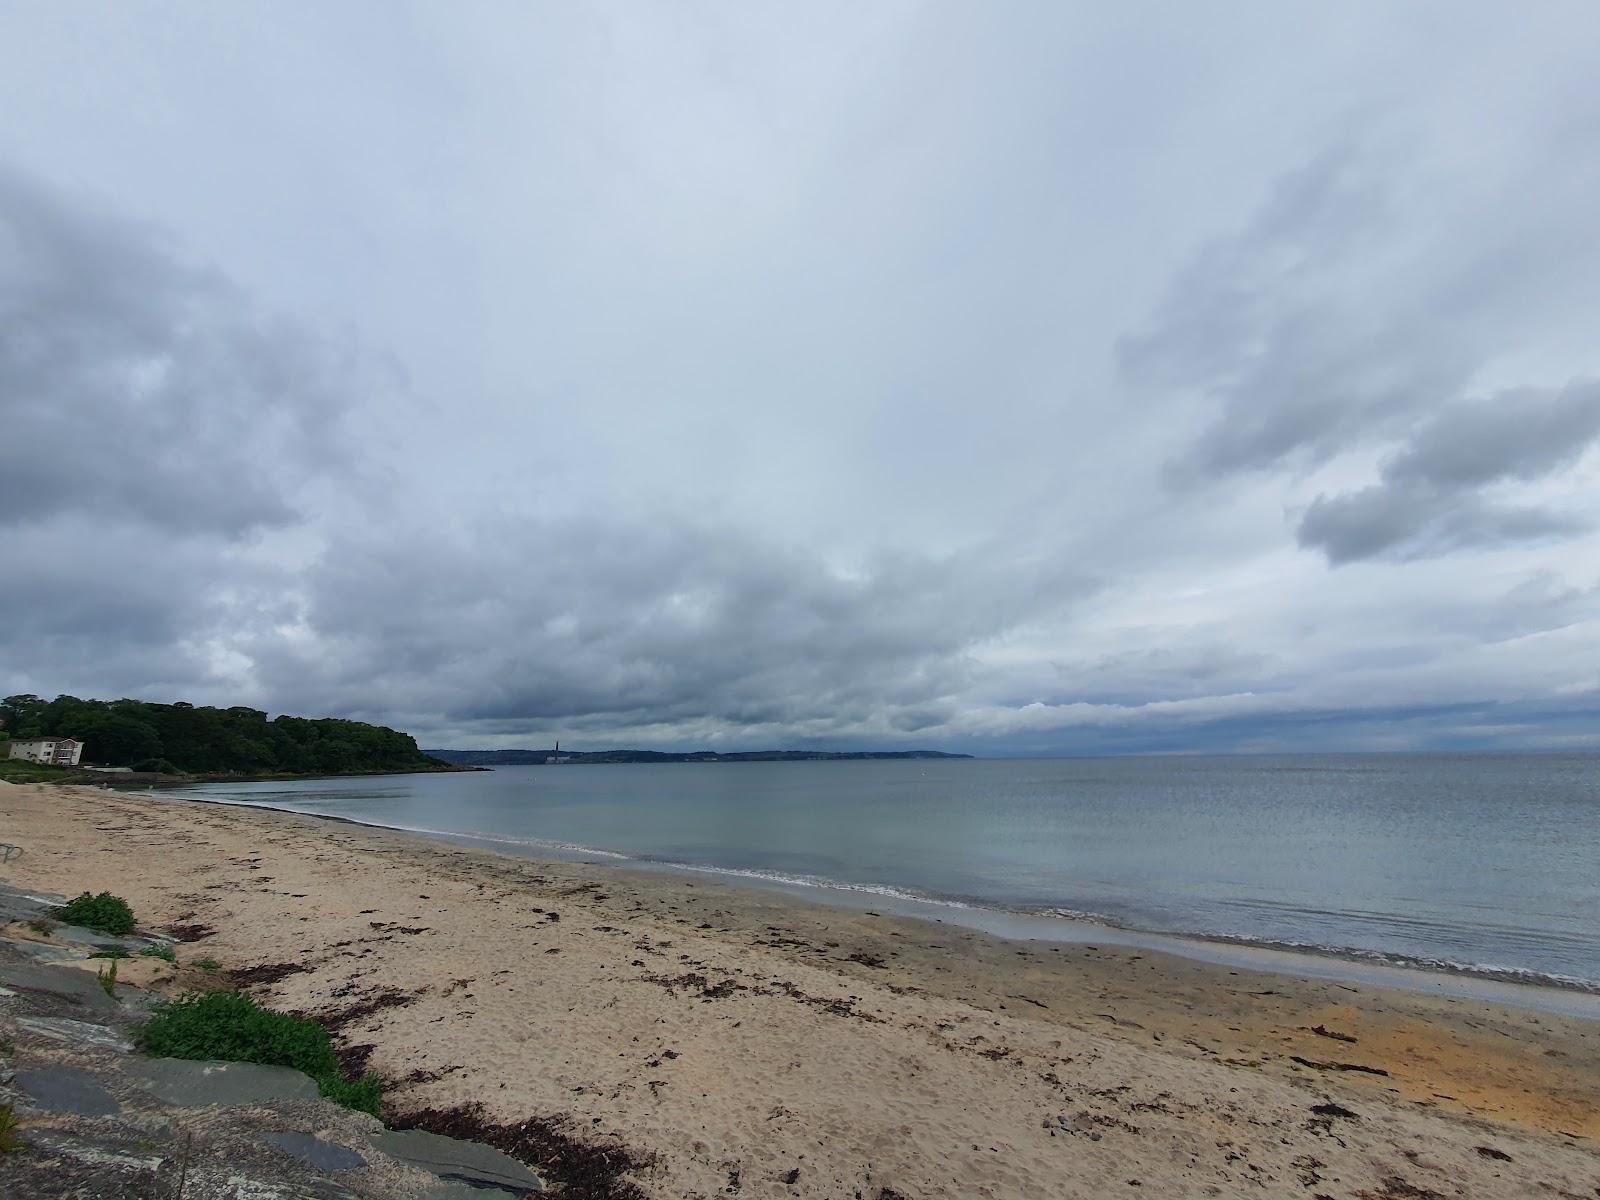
[175,753,1600,994]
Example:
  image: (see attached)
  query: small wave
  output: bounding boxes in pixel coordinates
[167,792,1599,994]
[643,859,977,910]
[1148,928,1600,994]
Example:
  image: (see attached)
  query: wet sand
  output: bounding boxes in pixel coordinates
[5,780,1598,1198]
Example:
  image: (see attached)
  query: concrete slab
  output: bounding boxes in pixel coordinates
[265,1131,368,1172]
[13,1066,122,1116]
[372,1129,544,1193]
[15,1015,134,1052]
[130,1058,322,1107]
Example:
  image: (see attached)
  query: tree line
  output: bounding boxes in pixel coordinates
[0,693,443,776]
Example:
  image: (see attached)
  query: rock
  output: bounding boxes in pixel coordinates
[12,1066,123,1116]
[265,1131,369,1172]
[51,925,146,951]
[0,959,121,1011]
[372,1128,545,1193]
[130,1058,322,1107]
[0,883,56,924]
[15,1015,134,1052]
[6,939,81,962]
[420,1184,518,1200]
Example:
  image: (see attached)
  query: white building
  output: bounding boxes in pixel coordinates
[8,737,84,766]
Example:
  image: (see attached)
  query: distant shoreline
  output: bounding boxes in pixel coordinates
[424,748,974,766]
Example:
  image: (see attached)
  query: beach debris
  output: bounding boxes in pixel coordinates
[1474,1144,1513,1161]
[1292,1154,1326,1186]
[1308,1024,1358,1043]
[1309,1102,1359,1122]
[1290,1055,1389,1076]
[390,1101,650,1200]
[1353,1177,1447,1200]
[312,985,423,1032]
[781,1166,800,1185]
[166,922,217,942]
[227,960,311,987]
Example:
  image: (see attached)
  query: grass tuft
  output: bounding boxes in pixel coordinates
[0,1103,26,1156]
[192,957,221,972]
[96,959,118,997]
[137,990,381,1116]
[140,943,178,963]
[88,948,131,960]
[56,891,136,936]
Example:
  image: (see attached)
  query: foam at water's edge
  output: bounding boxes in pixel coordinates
[170,793,1600,997]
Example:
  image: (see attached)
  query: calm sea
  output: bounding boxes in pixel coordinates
[177,755,1600,990]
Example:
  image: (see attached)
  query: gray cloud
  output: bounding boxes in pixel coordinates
[2,7,1599,754]
[0,165,361,537]
[1118,147,1471,482]
[1297,381,1600,563]
[238,518,1096,745]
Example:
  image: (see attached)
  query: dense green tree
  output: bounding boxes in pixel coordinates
[1,693,441,776]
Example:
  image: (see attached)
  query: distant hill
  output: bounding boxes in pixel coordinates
[424,748,974,766]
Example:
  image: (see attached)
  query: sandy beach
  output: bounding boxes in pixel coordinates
[3,780,1597,1199]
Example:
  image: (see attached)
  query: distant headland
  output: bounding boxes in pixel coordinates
[424,747,974,766]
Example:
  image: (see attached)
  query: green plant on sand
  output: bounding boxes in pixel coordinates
[56,891,136,936]
[137,991,381,1116]
[192,958,221,971]
[88,948,131,960]
[0,1103,26,1156]
[96,959,118,998]
[24,918,54,937]
[140,943,178,963]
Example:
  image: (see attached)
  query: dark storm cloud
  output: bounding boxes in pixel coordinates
[0,161,380,707]
[1297,381,1600,563]
[0,164,359,537]
[242,519,1097,745]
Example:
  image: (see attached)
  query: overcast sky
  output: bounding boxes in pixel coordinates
[3,3,1598,754]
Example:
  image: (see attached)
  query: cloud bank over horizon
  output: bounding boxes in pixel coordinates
[2,4,1598,754]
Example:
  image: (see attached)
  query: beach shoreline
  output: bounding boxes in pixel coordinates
[164,787,1600,1016]
[5,780,1598,1198]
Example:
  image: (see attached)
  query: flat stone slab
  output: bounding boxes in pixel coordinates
[13,1066,122,1116]
[53,925,149,951]
[0,883,56,924]
[372,1129,544,1193]
[16,1015,134,1052]
[0,959,120,1010]
[421,1183,517,1200]
[265,1131,368,1172]
[131,1058,322,1107]
[7,939,81,962]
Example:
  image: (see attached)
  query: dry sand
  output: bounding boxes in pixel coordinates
[3,779,1597,1199]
